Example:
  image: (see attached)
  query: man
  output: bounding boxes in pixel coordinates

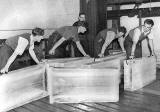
[73,13,88,33]
[72,13,89,57]
[47,26,89,57]
[124,19,155,59]
[95,26,127,58]
[0,28,44,74]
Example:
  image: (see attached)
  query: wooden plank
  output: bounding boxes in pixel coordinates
[8,110,17,112]
[64,104,94,112]
[80,103,118,112]
[47,66,120,104]
[114,91,160,112]
[23,103,51,112]
[31,99,68,112]
[123,91,160,109]
[13,107,32,112]
[0,64,47,112]
[124,56,156,91]
[65,103,104,112]
[41,98,85,112]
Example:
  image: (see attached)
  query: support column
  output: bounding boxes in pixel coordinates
[80,0,106,57]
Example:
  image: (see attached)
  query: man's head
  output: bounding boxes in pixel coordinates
[32,27,45,42]
[78,13,86,22]
[143,19,154,32]
[117,26,127,38]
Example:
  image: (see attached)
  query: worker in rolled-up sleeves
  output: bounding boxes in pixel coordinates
[124,19,155,59]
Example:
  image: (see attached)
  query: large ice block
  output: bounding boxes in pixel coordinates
[124,56,156,91]
[46,59,121,103]
[0,64,47,112]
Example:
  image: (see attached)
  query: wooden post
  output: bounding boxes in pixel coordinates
[80,0,106,57]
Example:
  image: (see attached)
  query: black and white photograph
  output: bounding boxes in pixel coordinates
[0,0,160,112]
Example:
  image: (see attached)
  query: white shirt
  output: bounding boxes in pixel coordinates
[14,37,29,55]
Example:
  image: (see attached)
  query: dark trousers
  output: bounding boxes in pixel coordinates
[124,35,142,59]
[94,36,109,58]
[72,35,89,57]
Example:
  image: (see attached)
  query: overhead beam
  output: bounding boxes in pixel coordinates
[107,7,160,19]
[106,0,160,5]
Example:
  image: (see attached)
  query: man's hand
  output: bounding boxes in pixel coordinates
[84,54,90,57]
[148,52,157,59]
[129,55,135,59]
[0,66,9,74]
[98,53,104,58]
[49,50,55,55]
[122,50,126,53]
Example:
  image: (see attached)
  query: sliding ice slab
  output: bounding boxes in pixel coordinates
[124,56,156,91]
[94,53,126,62]
[87,53,126,77]
[0,64,47,112]
[47,57,94,67]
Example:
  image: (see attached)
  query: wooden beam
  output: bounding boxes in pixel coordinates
[106,0,160,5]
[107,7,160,19]
[80,0,107,57]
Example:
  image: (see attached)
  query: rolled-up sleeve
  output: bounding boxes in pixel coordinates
[14,37,29,55]
[104,31,115,45]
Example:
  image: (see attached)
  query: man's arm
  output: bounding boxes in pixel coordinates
[76,41,88,56]
[49,37,66,55]
[73,21,78,26]
[118,37,125,52]
[0,52,18,73]
[99,31,115,57]
[147,38,155,56]
[0,37,28,73]
[29,45,39,64]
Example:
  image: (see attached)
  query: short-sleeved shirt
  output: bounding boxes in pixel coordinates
[56,26,79,42]
[96,28,117,44]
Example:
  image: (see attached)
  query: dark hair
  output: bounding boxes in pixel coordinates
[32,27,44,36]
[118,26,127,37]
[79,12,86,17]
[144,19,154,26]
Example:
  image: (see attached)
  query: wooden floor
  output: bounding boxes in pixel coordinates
[8,68,160,112]
[8,90,160,112]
